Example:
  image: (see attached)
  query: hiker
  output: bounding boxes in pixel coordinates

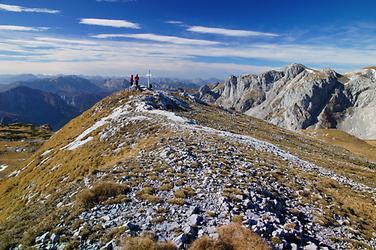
[135,74,140,88]
[129,74,134,87]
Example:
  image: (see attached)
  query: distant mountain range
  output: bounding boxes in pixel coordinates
[84,75,221,90]
[0,76,109,129]
[196,64,376,139]
[0,75,103,95]
[0,86,79,129]
[0,74,220,129]
[0,74,39,85]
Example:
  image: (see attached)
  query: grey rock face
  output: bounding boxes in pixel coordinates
[247,67,341,131]
[199,64,376,139]
[216,69,285,112]
[337,68,376,139]
[196,85,220,104]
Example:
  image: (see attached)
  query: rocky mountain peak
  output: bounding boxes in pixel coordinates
[283,63,307,78]
[196,64,376,139]
[352,67,376,81]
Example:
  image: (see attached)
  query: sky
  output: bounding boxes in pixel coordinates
[0,0,375,78]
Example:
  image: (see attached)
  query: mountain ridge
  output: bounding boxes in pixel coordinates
[0,86,80,129]
[0,89,375,249]
[197,64,376,140]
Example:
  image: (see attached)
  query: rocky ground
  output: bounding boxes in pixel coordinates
[28,90,376,250]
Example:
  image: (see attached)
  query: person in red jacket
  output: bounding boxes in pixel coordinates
[130,74,134,87]
[135,74,140,88]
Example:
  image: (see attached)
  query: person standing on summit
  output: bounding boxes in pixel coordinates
[135,74,140,88]
[129,74,134,87]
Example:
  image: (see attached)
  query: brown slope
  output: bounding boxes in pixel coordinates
[0,90,375,249]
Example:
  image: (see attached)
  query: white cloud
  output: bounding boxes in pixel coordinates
[187,26,279,37]
[165,21,184,25]
[0,25,46,31]
[79,18,140,29]
[92,33,220,45]
[1,33,375,77]
[0,58,270,78]
[34,37,97,45]
[0,3,60,14]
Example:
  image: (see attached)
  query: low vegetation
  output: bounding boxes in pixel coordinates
[189,223,270,250]
[137,187,163,203]
[305,129,376,164]
[174,187,196,199]
[1,91,376,248]
[167,198,186,206]
[122,223,270,250]
[0,123,52,180]
[0,123,51,140]
[159,183,174,191]
[76,182,130,209]
[123,235,177,250]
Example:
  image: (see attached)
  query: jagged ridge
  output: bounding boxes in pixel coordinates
[198,64,376,140]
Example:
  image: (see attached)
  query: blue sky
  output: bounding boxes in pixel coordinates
[0,0,375,78]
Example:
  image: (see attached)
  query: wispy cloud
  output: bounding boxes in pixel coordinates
[0,25,47,31]
[165,21,184,25]
[187,26,279,37]
[34,37,97,45]
[1,28,375,77]
[79,18,140,29]
[301,22,376,49]
[92,33,220,45]
[0,3,60,14]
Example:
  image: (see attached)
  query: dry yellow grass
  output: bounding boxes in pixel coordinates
[174,187,195,199]
[183,101,376,186]
[0,123,51,140]
[1,90,376,248]
[0,124,51,179]
[121,223,269,250]
[189,236,228,250]
[0,141,32,178]
[366,140,376,147]
[123,236,177,250]
[167,198,185,206]
[76,182,130,209]
[189,223,270,250]
[275,166,376,240]
[137,187,163,203]
[304,129,376,163]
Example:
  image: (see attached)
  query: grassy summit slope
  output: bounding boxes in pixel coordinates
[0,124,51,180]
[304,129,376,164]
[0,90,375,249]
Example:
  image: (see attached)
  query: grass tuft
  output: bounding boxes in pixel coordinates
[123,236,177,250]
[76,182,130,209]
[189,223,270,250]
